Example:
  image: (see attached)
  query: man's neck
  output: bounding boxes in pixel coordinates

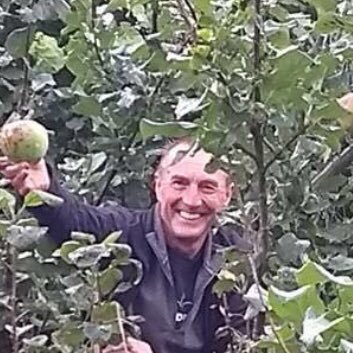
[164,233,207,258]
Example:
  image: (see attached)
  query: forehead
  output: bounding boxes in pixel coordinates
[160,142,229,183]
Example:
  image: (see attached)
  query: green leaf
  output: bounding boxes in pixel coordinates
[29,32,65,73]
[269,285,325,327]
[194,0,211,14]
[108,243,132,262]
[102,231,121,245]
[338,287,353,314]
[213,269,237,297]
[106,0,128,11]
[139,119,198,141]
[296,260,353,287]
[7,225,47,251]
[0,189,16,211]
[300,307,344,346]
[52,0,70,20]
[255,324,296,350]
[263,47,313,96]
[243,283,268,320]
[92,301,122,325]
[65,284,94,310]
[5,27,32,59]
[24,190,64,207]
[68,244,110,268]
[0,220,11,237]
[71,232,96,244]
[341,339,353,353]
[306,0,336,13]
[52,324,85,351]
[327,255,353,272]
[175,91,208,119]
[98,267,123,295]
[276,233,310,266]
[73,96,102,117]
[60,241,82,263]
[23,335,48,347]
[83,323,112,342]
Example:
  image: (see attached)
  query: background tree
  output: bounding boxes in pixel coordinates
[1,0,353,352]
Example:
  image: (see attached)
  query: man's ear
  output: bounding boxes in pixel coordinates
[224,182,235,207]
[153,171,162,202]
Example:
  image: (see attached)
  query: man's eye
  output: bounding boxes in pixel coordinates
[201,185,216,194]
[172,180,187,189]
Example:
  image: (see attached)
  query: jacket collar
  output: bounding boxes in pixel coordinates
[145,205,253,281]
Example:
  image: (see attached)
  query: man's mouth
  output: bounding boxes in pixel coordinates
[178,211,203,220]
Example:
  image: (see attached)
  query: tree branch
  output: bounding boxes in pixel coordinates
[95,124,140,205]
[91,0,105,69]
[91,0,115,85]
[151,0,159,33]
[183,0,197,23]
[312,144,353,189]
[248,254,292,353]
[10,247,18,353]
[233,142,258,162]
[250,0,268,263]
[264,124,308,173]
[222,294,236,353]
[17,25,33,111]
[175,0,197,42]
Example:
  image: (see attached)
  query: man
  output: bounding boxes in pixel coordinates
[0,138,252,353]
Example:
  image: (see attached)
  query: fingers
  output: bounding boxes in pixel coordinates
[102,343,132,353]
[1,162,30,179]
[11,169,29,195]
[0,156,12,170]
[128,338,153,353]
[101,339,153,353]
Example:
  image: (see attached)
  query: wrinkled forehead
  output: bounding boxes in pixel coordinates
[159,142,229,182]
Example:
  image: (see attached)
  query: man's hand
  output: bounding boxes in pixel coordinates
[0,157,50,196]
[102,337,154,353]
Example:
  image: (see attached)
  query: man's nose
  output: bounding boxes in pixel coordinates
[182,184,202,207]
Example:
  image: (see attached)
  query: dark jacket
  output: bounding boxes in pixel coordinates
[30,175,253,353]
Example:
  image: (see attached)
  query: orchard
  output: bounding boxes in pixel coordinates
[1,0,353,353]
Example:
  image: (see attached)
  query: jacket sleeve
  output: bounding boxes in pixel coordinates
[29,166,132,245]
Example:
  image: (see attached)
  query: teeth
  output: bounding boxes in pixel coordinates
[179,211,202,220]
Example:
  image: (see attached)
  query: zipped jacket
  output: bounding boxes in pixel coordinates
[30,174,253,353]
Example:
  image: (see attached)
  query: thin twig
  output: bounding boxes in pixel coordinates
[175,0,196,41]
[233,142,258,162]
[250,0,268,269]
[18,25,32,111]
[91,0,105,69]
[116,304,129,353]
[151,0,159,33]
[11,247,18,353]
[90,0,115,85]
[222,294,236,353]
[183,0,197,23]
[264,125,308,173]
[148,75,166,112]
[95,124,139,205]
[248,255,292,353]
[312,144,353,189]
[263,138,276,154]
[0,257,14,273]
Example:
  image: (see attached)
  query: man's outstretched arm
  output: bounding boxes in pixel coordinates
[0,157,131,244]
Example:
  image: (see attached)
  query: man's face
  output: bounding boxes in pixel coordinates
[154,143,233,242]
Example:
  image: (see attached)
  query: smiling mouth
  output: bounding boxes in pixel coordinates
[178,211,203,221]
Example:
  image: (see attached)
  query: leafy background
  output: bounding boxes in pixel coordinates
[1,0,353,352]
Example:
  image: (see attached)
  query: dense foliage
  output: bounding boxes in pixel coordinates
[1,0,353,352]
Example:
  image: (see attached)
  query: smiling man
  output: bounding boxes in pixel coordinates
[0,138,253,353]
